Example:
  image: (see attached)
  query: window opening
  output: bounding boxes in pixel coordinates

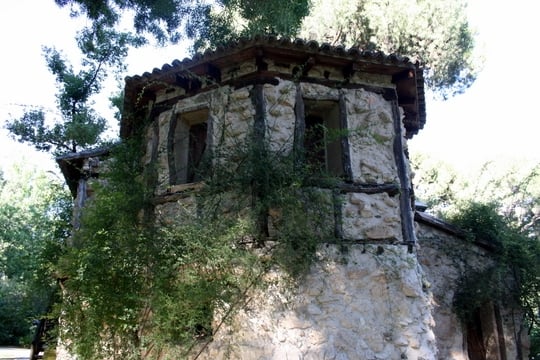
[304,100,343,176]
[187,122,207,183]
[171,108,209,184]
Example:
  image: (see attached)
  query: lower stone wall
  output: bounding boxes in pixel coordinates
[55,219,529,360]
[194,244,437,360]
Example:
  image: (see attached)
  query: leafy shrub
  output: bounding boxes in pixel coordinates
[56,126,336,358]
[448,201,540,342]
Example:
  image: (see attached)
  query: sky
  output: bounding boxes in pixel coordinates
[0,0,539,178]
[409,0,540,171]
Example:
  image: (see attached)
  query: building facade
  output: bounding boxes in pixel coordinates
[58,37,527,359]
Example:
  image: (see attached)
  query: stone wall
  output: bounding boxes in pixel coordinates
[189,244,437,360]
[139,74,439,359]
[344,88,398,184]
[342,192,402,241]
[149,78,407,243]
[155,220,526,360]
[54,38,531,359]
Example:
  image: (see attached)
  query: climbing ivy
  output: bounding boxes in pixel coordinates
[449,202,540,337]
[56,110,336,358]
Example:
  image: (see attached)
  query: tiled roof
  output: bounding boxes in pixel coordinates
[123,36,426,138]
[415,210,497,251]
[125,36,418,83]
[56,147,110,197]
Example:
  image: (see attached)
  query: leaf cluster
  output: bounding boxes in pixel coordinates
[55,0,192,44]
[54,0,309,50]
[57,140,153,358]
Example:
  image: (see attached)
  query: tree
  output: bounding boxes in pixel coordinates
[6,25,144,155]
[7,0,478,156]
[299,0,480,98]
[0,166,71,345]
[53,0,310,47]
[410,152,463,214]
[54,0,196,44]
[186,0,310,51]
[412,153,540,239]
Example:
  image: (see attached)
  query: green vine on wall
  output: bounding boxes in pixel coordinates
[449,202,540,335]
[56,99,337,359]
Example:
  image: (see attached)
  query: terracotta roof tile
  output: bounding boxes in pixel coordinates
[125,36,419,83]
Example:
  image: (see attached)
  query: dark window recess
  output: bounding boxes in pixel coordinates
[171,108,209,184]
[305,114,326,171]
[466,309,487,360]
[465,302,506,360]
[187,122,207,183]
[304,100,344,176]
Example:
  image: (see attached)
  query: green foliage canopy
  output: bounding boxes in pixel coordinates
[55,0,195,44]
[52,0,479,97]
[54,0,309,47]
[300,0,480,98]
[6,21,144,155]
[0,166,71,345]
[188,0,310,51]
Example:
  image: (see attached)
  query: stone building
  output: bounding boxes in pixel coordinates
[58,37,528,359]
